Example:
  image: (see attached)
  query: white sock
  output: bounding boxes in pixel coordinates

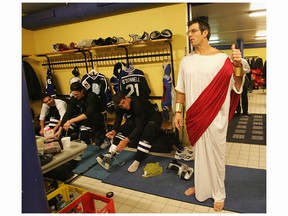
[128,160,140,173]
[108,144,117,155]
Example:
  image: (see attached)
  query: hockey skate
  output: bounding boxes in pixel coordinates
[96,152,115,170]
[167,159,194,180]
[96,144,124,170]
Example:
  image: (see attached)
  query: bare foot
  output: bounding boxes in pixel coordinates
[184,187,195,196]
[214,201,225,211]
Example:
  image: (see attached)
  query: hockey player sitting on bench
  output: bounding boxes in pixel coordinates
[96,91,163,172]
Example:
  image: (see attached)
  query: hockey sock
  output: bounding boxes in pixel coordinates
[136,140,151,162]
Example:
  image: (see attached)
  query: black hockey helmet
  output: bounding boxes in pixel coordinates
[150,30,162,40]
[161,29,173,39]
[105,37,117,45]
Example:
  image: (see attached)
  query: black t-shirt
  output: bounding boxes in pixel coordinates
[61,91,102,126]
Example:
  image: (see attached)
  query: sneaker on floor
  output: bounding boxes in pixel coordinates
[100,138,111,150]
[96,153,114,170]
[174,146,194,161]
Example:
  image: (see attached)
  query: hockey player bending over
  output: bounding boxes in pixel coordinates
[96,91,163,172]
[54,82,105,144]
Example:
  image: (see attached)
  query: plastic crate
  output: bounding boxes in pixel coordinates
[47,184,87,213]
[58,192,116,213]
[44,178,64,194]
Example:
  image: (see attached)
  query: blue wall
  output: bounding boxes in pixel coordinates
[22,66,49,213]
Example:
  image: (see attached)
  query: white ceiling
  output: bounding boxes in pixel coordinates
[191,3,266,45]
[22,2,266,46]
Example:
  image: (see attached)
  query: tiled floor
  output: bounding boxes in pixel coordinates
[70,89,266,213]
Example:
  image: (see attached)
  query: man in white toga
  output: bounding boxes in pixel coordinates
[174,17,246,211]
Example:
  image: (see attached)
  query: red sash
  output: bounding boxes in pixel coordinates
[185,57,240,146]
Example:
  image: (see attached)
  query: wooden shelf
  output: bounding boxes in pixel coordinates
[36,49,80,56]
[35,39,171,56]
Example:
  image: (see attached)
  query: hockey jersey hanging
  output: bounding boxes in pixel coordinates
[45,68,57,97]
[81,71,114,113]
[114,62,151,99]
[162,63,173,121]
